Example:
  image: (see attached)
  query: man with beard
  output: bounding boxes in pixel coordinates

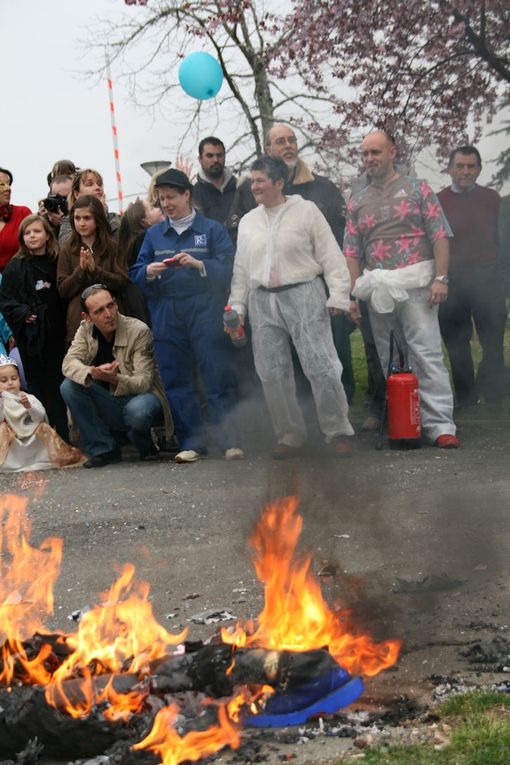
[193,137,237,224]
[228,124,346,246]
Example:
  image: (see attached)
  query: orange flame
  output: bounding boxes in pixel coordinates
[102,679,147,721]
[133,703,241,765]
[226,685,274,722]
[45,563,187,718]
[0,494,63,685]
[222,497,401,677]
[1,488,401,765]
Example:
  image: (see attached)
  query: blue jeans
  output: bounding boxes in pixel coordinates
[61,379,163,457]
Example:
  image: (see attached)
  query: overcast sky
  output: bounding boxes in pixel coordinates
[4,0,509,214]
[4,0,192,212]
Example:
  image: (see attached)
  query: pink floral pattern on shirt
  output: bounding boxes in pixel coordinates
[343,176,452,270]
[371,240,392,262]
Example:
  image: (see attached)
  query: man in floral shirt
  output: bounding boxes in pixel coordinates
[344,131,458,448]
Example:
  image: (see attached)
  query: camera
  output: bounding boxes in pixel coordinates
[43,194,68,215]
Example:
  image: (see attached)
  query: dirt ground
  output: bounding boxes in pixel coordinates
[0,402,509,763]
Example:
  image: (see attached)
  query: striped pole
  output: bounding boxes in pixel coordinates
[105,53,124,214]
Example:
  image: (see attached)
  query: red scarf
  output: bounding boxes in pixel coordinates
[0,205,12,222]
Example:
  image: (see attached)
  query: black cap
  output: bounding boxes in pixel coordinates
[154,168,193,190]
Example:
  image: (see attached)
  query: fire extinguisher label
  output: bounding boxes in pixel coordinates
[410,390,421,428]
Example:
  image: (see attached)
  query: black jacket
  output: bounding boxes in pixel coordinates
[0,255,66,359]
[193,173,237,225]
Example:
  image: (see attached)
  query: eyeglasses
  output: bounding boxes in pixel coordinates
[81,283,108,300]
[0,182,11,190]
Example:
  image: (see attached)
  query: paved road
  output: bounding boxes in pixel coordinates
[0,405,509,761]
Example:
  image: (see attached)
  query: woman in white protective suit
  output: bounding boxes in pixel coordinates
[227,155,355,458]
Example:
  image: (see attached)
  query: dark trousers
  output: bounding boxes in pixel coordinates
[359,300,386,417]
[330,314,356,404]
[154,294,239,453]
[22,351,69,441]
[439,267,507,406]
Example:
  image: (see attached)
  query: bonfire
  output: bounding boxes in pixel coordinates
[0,493,400,763]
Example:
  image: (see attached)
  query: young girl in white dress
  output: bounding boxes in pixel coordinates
[0,355,84,472]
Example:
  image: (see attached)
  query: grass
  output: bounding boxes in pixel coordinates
[343,692,510,765]
[348,316,510,410]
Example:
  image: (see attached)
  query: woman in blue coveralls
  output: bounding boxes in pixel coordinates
[129,168,243,463]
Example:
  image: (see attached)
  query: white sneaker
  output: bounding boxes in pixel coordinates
[225,447,244,461]
[175,450,201,463]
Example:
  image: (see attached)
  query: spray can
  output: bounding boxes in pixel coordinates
[223,305,247,348]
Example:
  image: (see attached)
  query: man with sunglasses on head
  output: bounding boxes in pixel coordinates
[61,284,172,468]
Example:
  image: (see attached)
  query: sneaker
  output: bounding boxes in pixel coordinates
[271,443,304,460]
[332,436,353,457]
[225,448,244,460]
[83,447,122,469]
[140,446,161,462]
[175,450,201,463]
[435,434,460,449]
[361,415,382,432]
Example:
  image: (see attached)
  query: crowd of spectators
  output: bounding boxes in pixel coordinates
[0,128,507,471]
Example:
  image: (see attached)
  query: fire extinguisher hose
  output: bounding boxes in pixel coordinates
[375,330,407,451]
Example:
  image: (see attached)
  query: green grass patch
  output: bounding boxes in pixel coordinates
[343,692,510,765]
[440,690,510,716]
[349,316,510,415]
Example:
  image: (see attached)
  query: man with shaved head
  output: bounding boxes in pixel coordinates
[344,130,459,448]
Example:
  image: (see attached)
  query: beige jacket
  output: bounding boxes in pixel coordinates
[62,314,173,436]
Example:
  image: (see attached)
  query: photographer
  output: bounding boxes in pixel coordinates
[38,174,72,238]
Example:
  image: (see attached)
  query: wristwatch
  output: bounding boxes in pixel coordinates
[434,275,449,285]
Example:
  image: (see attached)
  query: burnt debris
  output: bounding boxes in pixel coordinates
[0,642,347,760]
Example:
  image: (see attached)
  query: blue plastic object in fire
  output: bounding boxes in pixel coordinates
[243,667,365,728]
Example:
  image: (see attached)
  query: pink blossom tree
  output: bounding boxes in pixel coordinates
[284,0,510,168]
[117,0,509,180]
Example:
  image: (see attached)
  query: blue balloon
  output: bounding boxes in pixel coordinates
[178,52,223,100]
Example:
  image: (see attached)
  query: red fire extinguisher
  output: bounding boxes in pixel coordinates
[377,332,421,449]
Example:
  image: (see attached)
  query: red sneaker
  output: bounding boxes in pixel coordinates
[435,434,460,449]
[332,436,354,457]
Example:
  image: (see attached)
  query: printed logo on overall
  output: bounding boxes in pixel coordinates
[194,234,207,246]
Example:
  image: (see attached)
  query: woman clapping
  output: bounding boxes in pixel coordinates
[57,195,128,345]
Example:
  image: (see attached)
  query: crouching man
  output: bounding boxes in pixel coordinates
[61,284,172,468]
